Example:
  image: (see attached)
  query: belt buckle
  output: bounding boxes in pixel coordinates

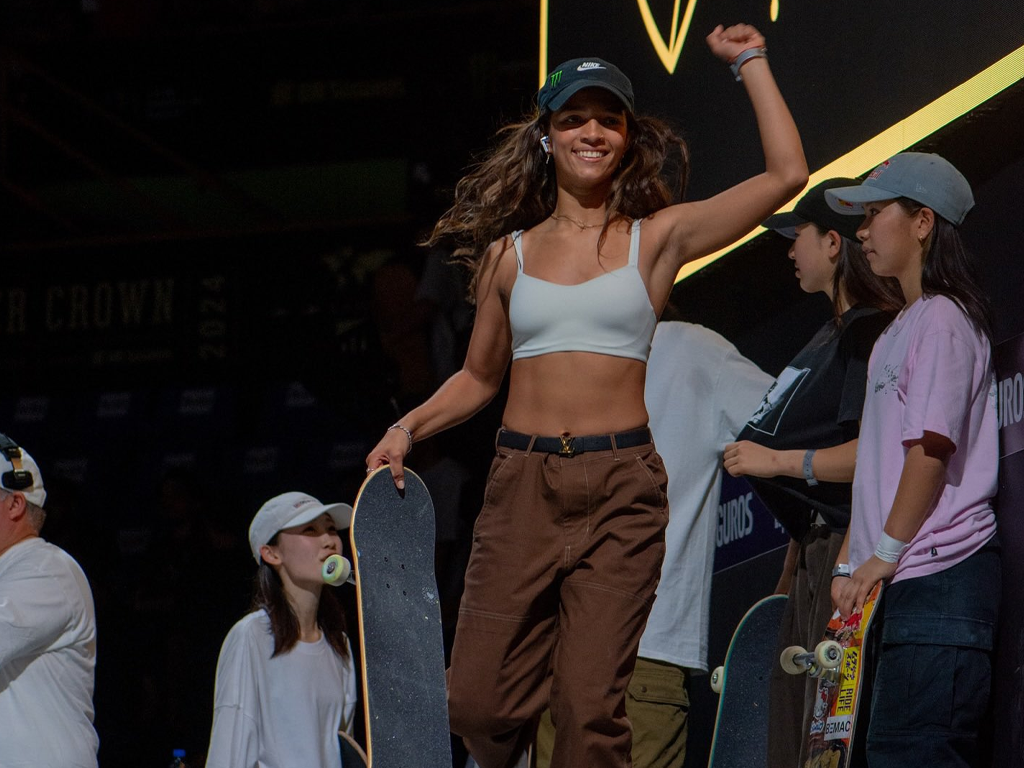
[558,434,577,457]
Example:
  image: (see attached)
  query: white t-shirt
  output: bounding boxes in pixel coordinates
[205,610,358,768]
[0,536,99,768]
[640,322,773,671]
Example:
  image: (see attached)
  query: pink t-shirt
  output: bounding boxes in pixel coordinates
[849,294,998,582]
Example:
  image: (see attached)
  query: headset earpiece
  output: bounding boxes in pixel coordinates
[0,433,33,491]
[540,135,552,154]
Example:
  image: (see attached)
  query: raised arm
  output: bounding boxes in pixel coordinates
[365,240,514,488]
[649,24,807,280]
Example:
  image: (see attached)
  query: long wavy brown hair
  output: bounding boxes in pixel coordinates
[426,107,690,297]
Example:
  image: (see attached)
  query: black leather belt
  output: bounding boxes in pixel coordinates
[497,427,652,457]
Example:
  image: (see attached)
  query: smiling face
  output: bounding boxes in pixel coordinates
[260,512,342,589]
[789,222,840,296]
[547,88,629,191]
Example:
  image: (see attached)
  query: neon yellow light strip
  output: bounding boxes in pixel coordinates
[676,41,1024,281]
[635,0,699,74]
[539,0,549,88]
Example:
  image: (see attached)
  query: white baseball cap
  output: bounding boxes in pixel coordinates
[0,434,46,507]
[248,491,353,563]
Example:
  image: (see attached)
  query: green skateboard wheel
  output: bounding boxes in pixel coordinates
[322,554,352,585]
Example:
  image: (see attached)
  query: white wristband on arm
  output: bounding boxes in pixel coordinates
[802,449,818,486]
[874,531,909,563]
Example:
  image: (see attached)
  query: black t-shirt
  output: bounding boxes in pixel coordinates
[737,305,893,539]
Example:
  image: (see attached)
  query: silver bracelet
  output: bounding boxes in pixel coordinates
[730,46,768,81]
[874,531,909,563]
[387,423,413,454]
[802,449,818,487]
[831,563,852,579]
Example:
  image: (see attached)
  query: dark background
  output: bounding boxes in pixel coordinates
[2,1,1023,766]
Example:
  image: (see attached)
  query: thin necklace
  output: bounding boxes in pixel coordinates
[549,212,604,230]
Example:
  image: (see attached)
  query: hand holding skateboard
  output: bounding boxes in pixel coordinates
[781,580,882,768]
[365,425,412,490]
[832,557,894,619]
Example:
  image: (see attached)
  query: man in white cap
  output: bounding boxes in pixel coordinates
[0,433,99,768]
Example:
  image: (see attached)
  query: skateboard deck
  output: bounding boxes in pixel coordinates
[339,729,368,768]
[707,594,788,768]
[350,467,453,768]
[781,580,882,768]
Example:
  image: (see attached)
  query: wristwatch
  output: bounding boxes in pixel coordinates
[831,563,852,579]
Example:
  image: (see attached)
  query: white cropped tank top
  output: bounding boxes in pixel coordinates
[508,220,657,362]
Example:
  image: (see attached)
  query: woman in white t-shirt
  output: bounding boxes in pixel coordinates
[205,492,358,768]
[826,153,999,768]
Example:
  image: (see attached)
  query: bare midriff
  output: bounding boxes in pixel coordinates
[502,352,649,437]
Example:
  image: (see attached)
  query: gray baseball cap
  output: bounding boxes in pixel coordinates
[248,491,352,563]
[825,152,974,226]
[537,58,634,113]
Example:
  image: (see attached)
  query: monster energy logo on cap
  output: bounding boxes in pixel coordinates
[537,57,634,113]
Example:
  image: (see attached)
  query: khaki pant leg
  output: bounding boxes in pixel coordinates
[626,658,690,768]
[534,659,690,768]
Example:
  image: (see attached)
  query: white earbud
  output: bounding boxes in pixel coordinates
[540,136,552,154]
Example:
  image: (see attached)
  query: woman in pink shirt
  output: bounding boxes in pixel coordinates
[826,153,999,768]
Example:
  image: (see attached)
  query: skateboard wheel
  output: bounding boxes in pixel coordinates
[322,554,352,585]
[710,666,724,694]
[815,640,843,670]
[780,645,810,675]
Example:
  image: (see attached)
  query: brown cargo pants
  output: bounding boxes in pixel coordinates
[447,433,669,768]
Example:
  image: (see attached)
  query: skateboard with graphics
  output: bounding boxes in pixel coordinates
[349,467,453,768]
[780,580,883,768]
[707,594,788,768]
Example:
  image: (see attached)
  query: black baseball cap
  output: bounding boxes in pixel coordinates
[537,58,634,114]
[763,178,863,241]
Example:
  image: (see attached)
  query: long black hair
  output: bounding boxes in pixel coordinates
[253,538,350,659]
[897,198,992,341]
[811,224,904,324]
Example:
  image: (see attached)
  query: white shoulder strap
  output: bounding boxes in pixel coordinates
[628,219,642,266]
[511,230,525,271]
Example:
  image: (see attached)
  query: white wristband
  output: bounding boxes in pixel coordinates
[874,531,909,563]
[802,449,818,487]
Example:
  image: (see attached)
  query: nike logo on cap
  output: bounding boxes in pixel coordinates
[577,62,605,71]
